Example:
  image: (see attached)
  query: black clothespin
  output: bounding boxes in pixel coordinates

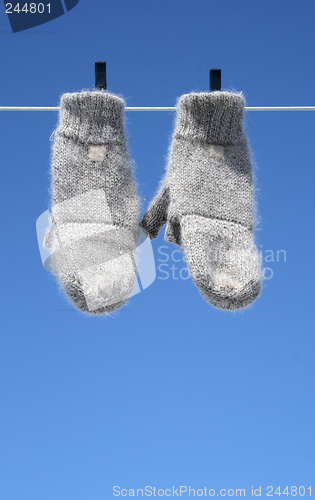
[95,61,107,90]
[210,69,221,91]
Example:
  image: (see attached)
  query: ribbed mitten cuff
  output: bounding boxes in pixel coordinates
[174,91,246,146]
[56,91,126,144]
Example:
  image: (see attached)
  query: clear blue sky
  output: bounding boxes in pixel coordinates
[0,1,314,499]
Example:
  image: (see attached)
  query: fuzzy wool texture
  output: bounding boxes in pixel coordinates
[142,91,262,310]
[44,91,140,315]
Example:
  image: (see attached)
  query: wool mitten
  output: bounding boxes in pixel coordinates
[44,91,140,314]
[142,91,262,310]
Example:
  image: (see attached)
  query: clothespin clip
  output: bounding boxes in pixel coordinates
[95,61,107,90]
[210,69,221,91]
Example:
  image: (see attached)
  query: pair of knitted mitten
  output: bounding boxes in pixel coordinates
[45,89,262,314]
[142,91,262,310]
[44,91,140,314]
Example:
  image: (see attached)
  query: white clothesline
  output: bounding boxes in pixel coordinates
[0,106,315,111]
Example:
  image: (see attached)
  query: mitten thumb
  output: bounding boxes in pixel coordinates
[141,184,170,240]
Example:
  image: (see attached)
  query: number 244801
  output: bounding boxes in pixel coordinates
[5,3,51,14]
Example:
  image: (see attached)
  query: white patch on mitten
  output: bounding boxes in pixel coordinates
[79,252,137,311]
[88,145,107,162]
[209,145,225,159]
[215,274,238,292]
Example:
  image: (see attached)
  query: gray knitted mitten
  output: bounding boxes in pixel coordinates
[44,91,140,315]
[142,91,262,310]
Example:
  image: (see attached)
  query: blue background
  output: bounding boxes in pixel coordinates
[0,1,314,498]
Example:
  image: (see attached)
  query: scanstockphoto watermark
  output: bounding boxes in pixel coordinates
[36,209,286,299]
[113,486,246,497]
[258,245,287,280]
[36,210,157,305]
[113,486,312,497]
[156,245,287,281]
